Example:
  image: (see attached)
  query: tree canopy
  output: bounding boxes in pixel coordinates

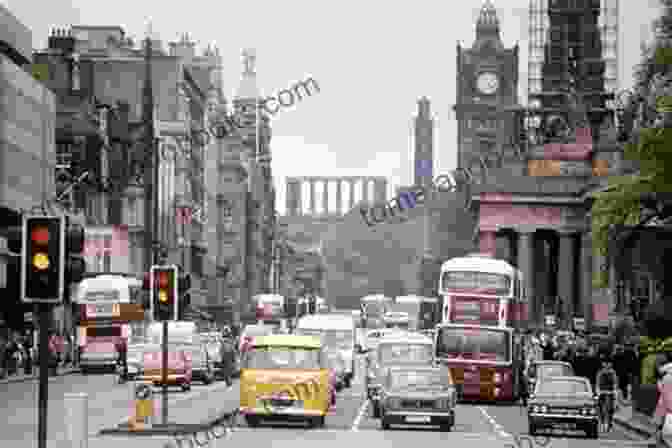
[591,0,672,288]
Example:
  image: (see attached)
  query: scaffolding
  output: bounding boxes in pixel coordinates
[527,0,619,103]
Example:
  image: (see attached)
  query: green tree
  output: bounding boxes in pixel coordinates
[591,0,672,288]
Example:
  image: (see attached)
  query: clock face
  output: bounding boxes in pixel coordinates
[477,72,499,95]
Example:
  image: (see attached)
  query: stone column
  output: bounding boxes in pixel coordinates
[479,230,496,255]
[309,179,316,214]
[349,179,355,209]
[322,179,329,214]
[336,180,342,214]
[557,230,576,330]
[375,179,386,203]
[362,178,369,204]
[580,230,593,329]
[517,230,536,324]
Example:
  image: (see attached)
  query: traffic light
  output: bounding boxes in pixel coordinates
[65,219,86,285]
[20,216,65,303]
[151,265,178,321]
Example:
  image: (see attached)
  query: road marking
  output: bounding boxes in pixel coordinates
[477,405,510,438]
[350,399,369,432]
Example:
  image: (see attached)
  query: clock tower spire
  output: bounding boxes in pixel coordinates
[453,0,519,174]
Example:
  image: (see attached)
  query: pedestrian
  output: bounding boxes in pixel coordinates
[586,346,601,391]
[115,337,128,382]
[48,331,59,375]
[22,331,33,375]
[0,334,6,379]
[654,360,672,442]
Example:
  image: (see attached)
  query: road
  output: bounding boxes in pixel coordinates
[0,355,649,448]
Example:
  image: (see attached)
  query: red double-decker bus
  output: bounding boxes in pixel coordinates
[435,323,522,402]
[439,253,528,328]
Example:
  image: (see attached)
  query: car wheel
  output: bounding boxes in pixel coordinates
[439,423,452,432]
[203,365,214,385]
[344,376,352,388]
[587,423,598,439]
[372,402,381,418]
[181,383,191,392]
[529,423,537,436]
[381,418,390,430]
[311,416,325,428]
[245,416,260,427]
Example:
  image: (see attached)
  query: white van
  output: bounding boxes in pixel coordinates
[295,314,356,387]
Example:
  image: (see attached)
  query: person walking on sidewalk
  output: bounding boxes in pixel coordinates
[654,361,672,443]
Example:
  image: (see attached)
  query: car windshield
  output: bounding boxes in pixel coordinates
[538,380,590,395]
[539,364,573,377]
[389,370,445,389]
[379,343,433,365]
[436,327,510,362]
[441,271,511,295]
[296,329,352,349]
[245,347,321,369]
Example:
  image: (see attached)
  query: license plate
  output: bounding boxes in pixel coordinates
[405,416,431,423]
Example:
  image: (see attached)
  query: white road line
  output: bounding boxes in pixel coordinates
[350,399,369,432]
[477,405,510,438]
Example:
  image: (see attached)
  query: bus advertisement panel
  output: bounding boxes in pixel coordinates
[434,324,521,402]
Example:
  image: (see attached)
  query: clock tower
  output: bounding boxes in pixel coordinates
[453,0,519,175]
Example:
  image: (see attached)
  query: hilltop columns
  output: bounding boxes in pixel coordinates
[309,180,316,214]
[349,179,355,210]
[336,181,342,214]
[322,179,329,214]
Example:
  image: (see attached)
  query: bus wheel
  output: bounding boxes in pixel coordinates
[245,416,260,427]
[311,416,325,428]
[344,376,352,388]
[181,383,191,392]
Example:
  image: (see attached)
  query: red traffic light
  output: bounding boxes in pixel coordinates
[158,271,169,288]
[31,226,50,245]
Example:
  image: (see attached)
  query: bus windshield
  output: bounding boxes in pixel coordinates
[245,347,321,369]
[441,271,511,295]
[436,327,510,362]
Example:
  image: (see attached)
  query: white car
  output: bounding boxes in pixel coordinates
[363,328,408,353]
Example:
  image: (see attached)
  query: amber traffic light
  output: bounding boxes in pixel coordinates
[21,216,65,303]
[150,265,178,321]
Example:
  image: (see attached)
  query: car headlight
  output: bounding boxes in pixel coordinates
[540,405,548,413]
[387,397,401,409]
[532,405,540,412]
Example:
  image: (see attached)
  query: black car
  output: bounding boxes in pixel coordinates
[527,376,599,439]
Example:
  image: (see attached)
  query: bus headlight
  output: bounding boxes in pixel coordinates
[493,373,502,383]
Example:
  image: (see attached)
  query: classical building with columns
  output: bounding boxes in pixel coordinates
[285,176,387,216]
[460,0,622,330]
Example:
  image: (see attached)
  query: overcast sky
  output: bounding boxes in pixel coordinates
[3,0,662,214]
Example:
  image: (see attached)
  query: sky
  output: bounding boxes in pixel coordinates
[2,0,663,215]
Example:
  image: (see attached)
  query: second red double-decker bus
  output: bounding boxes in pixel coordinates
[434,323,522,402]
[439,253,528,328]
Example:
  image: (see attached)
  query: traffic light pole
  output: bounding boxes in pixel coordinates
[161,319,168,424]
[37,304,50,448]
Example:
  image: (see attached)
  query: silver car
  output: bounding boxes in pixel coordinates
[366,335,434,416]
[379,366,456,431]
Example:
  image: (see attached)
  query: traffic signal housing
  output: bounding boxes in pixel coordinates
[21,216,65,303]
[151,265,178,321]
[65,219,86,285]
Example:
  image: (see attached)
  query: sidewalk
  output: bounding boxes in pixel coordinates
[0,366,80,385]
[614,401,672,447]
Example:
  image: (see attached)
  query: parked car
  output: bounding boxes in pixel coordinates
[140,343,193,391]
[379,366,456,431]
[239,324,274,353]
[527,376,599,438]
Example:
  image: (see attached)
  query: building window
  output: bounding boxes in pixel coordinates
[127,196,138,226]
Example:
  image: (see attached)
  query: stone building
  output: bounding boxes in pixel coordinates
[32,26,222,314]
[0,6,61,332]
